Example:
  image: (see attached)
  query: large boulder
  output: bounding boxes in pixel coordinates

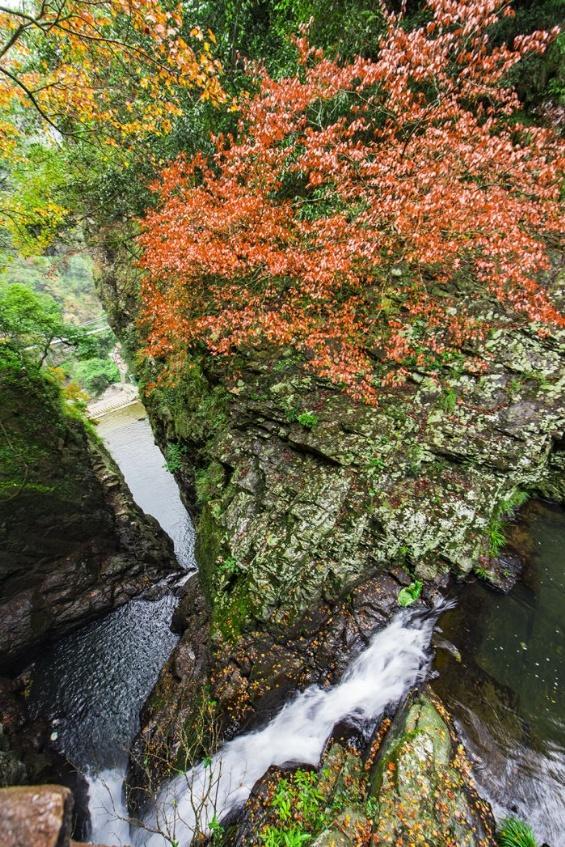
[0,785,73,847]
[0,784,116,847]
[369,693,496,846]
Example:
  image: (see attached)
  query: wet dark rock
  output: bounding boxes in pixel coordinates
[0,675,91,840]
[0,369,180,674]
[126,574,211,815]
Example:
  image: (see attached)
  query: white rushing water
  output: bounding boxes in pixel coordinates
[115,607,438,847]
[88,769,131,845]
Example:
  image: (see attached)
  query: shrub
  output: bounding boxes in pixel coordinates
[296,411,319,429]
[164,443,185,473]
[398,580,423,607]
[71,357,120,396]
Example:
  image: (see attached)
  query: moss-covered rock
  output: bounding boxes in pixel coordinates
[140,274,564,641]
[370,692,496,846]
[222,693,494,847]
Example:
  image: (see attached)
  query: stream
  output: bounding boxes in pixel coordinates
[27,401,565,847]
[29,402,195,844]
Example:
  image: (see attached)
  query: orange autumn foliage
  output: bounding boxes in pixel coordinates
[139,0,563,402]
[0,1,224,153]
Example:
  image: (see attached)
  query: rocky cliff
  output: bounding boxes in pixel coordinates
[93,239,564,816]
[0,360,180,673]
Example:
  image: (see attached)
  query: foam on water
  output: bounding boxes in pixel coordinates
[126,607,439,847]
[87,769,131,846]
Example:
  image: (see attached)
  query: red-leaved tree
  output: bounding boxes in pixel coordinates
[139,0,563,402]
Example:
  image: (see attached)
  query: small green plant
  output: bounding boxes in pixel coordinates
[366,796,379,821]
[163,442,185,473]
[272,779,293,822]
[474,566,494,582]
[488,520,506,556]
[296,411,319,429]
[262,827,311,847]
[294,770,325,828]
[507,376,522,399]
[499,489,529,515]
[368,456,385,471]
[486,488,529,556]
[209,815,225,844]
[440,388,457,413]
[217,556,240,577]
[397,580,423,607]
[497,817,538,847]
[397,544,411,561]
[522,369,553,391]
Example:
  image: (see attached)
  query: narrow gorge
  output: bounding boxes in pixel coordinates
[0,2,564,847]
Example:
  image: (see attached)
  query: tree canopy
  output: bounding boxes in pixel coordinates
[139,0,564,402]
[0,280,95,366]
[0,0,224,152]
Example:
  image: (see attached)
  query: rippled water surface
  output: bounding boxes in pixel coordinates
[29,595,179,770]
[433,501,565,845]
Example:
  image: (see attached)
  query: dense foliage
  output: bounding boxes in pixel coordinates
[65,356,120,396]
[139,0,563,401]
[0,0,224,151]
[0,278,110,389]
[0,281,84,364]
[0,0,226,250]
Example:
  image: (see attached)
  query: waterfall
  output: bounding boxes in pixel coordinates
[127,606,440,847]
[87,769,131,846]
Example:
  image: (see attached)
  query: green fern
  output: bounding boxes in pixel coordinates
[497,817,538,847]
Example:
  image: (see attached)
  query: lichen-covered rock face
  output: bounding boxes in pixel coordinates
[143,269,564,641]
[370,694,496,847]
[102,244,563,792]
[0,366,179,673]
